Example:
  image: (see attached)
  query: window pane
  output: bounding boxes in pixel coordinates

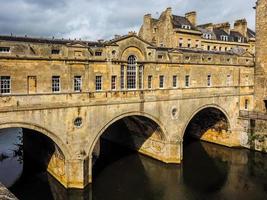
[139,65,143,89]
[207,75,211,86]
[159,75,164,88]
[74,76,82,92]
[173,75,177,88]
[185,75,190,87]
[148,75,152,89]
[96,76,102,91]
[121,65,125,90]
[52,76,60,92]
[127,55,137,89]
[111,76,116,90]
[0,76,11,94]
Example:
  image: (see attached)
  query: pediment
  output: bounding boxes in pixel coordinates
[107,34,154,48]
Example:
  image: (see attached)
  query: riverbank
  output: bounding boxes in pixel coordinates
[0,182,18,200]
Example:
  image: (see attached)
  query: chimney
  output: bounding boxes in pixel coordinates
[213,22,231,34]
[185,11,197,26]
[234,19,248,37]
[144,13,152,24]
[166,7,172,17]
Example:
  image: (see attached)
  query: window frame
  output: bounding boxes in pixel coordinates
[185,75,190,87]
[95,75,102,91]
[52,76,61,93]
[159,75,164,89]
[148,75,152,89]
[207,74,212,87]
[74,76,82,92]
[0,47,10,53]
[127,55,137,90]
[0,76,11,94]
[173,75,178,88]
[111,75,117,90]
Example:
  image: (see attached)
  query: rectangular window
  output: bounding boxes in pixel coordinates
[179,38,183,47]
[158,55,163,59]
[52,76,60,92]
[0,47,10,53]
[95,51,102,56]
[159,75,164,89]
[111,75,116,90]
[120,65,125,90]
[51,49,60,54]
[96,76,102,91]
[0,76,11,94]
[207,74,212,87]
[74,76,82,92]
[207,46,210,51]
[138,65,144,89]
[185,75,190,87]
[173,75,177,88]
[148,75,152,89]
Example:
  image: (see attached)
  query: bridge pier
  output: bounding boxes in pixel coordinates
[48,157,91,189]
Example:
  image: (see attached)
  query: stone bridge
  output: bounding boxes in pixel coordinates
[0,85,252,189]
[0,33,255,189]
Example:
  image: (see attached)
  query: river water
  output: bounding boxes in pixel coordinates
[0,129,267,200]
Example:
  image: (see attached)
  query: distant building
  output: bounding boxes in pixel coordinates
[139,8,255,54]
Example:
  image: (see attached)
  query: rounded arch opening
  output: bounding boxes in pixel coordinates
[91,114,167,180]
[183,106,230,142]
[0,125,66,189]
[182,106,231,192]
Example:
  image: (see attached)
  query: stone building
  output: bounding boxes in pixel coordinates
[139,8,255,54]
[0,2,266,189]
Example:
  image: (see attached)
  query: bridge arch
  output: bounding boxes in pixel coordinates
[182,104,232,140]
[0,122,70,159]
[89,111,169,157]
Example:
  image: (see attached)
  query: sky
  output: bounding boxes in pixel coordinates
[0,0,256,41]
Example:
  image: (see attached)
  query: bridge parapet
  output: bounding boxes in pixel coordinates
[0,86,253,112]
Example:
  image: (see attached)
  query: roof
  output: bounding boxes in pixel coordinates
[0,35,103,47]
[172,15,198,31]
[156,46,236,55]
[247,28,256,38]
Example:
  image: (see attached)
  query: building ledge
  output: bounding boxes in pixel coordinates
[239,110,267,120]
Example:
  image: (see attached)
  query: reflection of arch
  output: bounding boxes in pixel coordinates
[182,104,231,138]
[0,122,70,159]
[89,112,168,156]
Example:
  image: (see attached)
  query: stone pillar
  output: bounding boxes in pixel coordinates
[255,0,267,112]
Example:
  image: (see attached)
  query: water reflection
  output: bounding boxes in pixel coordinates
[1,129,267,200]
[0,128,23,187]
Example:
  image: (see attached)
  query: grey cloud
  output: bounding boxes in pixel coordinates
[0,0,256,41]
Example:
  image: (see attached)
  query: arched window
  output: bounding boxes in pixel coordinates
[127,55,137,89]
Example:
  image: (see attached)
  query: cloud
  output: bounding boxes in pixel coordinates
[0,0,256,41]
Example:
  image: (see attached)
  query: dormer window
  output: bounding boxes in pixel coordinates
[51,49,60,54]
[181,25,191,29]
[238,37,243,43]
[0,47,10,53]
[203,33,212,39]
[221,35,228,41]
